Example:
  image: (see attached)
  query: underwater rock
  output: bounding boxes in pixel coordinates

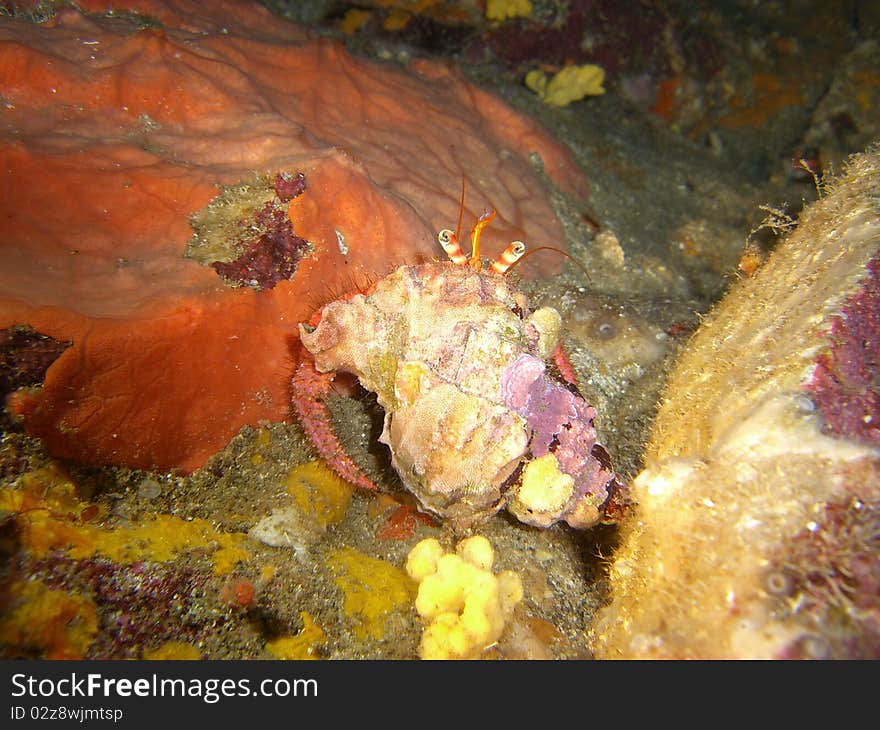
[590,147,880,659]
[565,294,668,377]
[803,40,880,175]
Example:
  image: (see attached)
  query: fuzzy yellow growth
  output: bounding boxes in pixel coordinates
[486,0,533,21]
[285,460,354,528]
[142,641,201,660]
[0,580,98,659]
[590,147,880,659]
[327,547,415,641]
[265,612,326,660]
[525,65,605,107]
[406,536,523,659]
[0,467,249,575]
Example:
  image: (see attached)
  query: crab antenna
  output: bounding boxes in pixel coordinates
[469,209,496,270]
[456,176,466,244]
[504,245,592,282]
[490,240,526,274]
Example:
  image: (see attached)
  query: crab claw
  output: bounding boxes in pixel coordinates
[290,346,379,492]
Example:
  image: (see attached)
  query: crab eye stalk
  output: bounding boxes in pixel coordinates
[438,228,468,265]
[491,240,526,275]
[439,208,529,276]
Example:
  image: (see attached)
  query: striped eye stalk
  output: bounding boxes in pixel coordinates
[437,208,526,275]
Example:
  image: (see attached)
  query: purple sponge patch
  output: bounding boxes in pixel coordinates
[807,254,880,446]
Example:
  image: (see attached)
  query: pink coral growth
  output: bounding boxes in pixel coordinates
[807,254,880,447]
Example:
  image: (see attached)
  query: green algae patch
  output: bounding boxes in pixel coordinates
[185,173,277,266]
[327,547,416,641]
[266,612,326,660]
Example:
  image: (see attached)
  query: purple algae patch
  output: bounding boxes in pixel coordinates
[499,353,545,413]
[0,325,70,400]
[806,254,880,447]
[501,354,597,457]
[273,171,306,203]
[28,556,217,659]
[210,171,311,290]
[501,353,611,500]
[473,0,671,77]
[212,201,310,290]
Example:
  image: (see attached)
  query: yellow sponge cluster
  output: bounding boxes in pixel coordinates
[486,0,533,22]
[525,65,606,107]
[405,536,523,660]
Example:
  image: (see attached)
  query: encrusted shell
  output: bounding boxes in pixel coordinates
[299,260,621,530]
[381,379,529,525]
[300,263,557,526]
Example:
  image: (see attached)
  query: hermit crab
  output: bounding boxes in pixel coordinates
[291,209,626,531]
